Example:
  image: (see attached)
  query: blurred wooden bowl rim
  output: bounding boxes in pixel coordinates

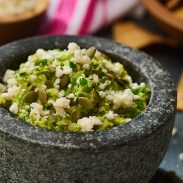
[0,0,50,44]
[0,0,49,24]
[141,0,183,41]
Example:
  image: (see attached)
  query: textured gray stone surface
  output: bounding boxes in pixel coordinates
[0,36,177,183]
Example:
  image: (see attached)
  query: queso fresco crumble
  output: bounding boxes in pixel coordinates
[0,43,150,132]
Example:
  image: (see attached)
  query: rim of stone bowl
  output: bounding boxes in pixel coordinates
[0,35,177,150]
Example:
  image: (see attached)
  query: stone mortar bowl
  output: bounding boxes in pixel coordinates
[0,36,176,183]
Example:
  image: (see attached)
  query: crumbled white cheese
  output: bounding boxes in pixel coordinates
[99,91,106,98]
[94,50,102,58]
[77,116,102,132]
[48,100,55,105]
[1,85,20,100]
[30,103,43,116]
[99,80,111,90]
[92,74,99,83]
[55,65,73,78]
[47,49,63,59]
[0,83,6,93]
[1,93,11,100]
[105,111,118,120]
[179,153,183,161]
[54,78,60,89]
[112,89,136,109]
[106,90,115,101]
[172,127,177,137]
[51,60,58,68]
[103,61,123,75]
[9,103,18,114]
[63,65,73,75]
[130,82,139,88]
[3,69,15,83]
[41,84,47,90]
[43,110,50,116]
[68,42,80,53]
[36,49,52,60]
[55,67,63,78]
[59,90,65,97]
[82,64,90,69]
[28,55,37,63]
[20,61,35,73]
[7,85,19,95]
[74,50,91,65]
[7,78,17,86]
[30,75,37,81]
[67,93,75,98]
[81,48,87,54]
[53,97,70,117]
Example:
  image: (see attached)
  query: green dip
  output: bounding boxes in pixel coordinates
[0,43,150,132]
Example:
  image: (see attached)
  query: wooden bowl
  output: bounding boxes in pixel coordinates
[0,0,49,44]
[141,0,183,42]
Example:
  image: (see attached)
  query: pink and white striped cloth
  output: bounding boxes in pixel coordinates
[41,0,141,35]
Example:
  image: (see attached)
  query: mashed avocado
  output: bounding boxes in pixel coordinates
[0,43,150,132]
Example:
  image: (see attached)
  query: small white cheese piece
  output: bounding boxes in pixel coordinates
[53,97,70,117]
[48,100,55,105]
[130,83,139,88]
[59,90,65,97]
[1,85,20,100]
[51,60,58,68]
[41,84,47,90]
[105,111,118,120]
[82,64,90,69]
[3,69,15,83]
[99,91,106,98]
[99,80,111,90]
[54,78,60,89]
[113,89,135,109]
[36,49,52,60]
[103,61,123,75]
[179,153,183,161]
[92,74,99,83]
[68,42,80,53]
[62,65,73,75]
[74,50,91,65]
[21,61,35,72]
[30,103,43,116]
[30,103,43,121]
[94,50,102,58]
[55,67,63,78]
[9,103,18,114]
[30,75,37,81]
[7,78,17,86]
[67,93,75,98]
[77,116,102,132]
[55,65,73,78]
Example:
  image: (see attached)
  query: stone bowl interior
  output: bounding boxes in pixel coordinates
[0,35,176,150]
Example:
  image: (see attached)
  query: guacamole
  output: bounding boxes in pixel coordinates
[0,43,150,132]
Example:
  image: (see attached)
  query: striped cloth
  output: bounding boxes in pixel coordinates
[41,0,140,35]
